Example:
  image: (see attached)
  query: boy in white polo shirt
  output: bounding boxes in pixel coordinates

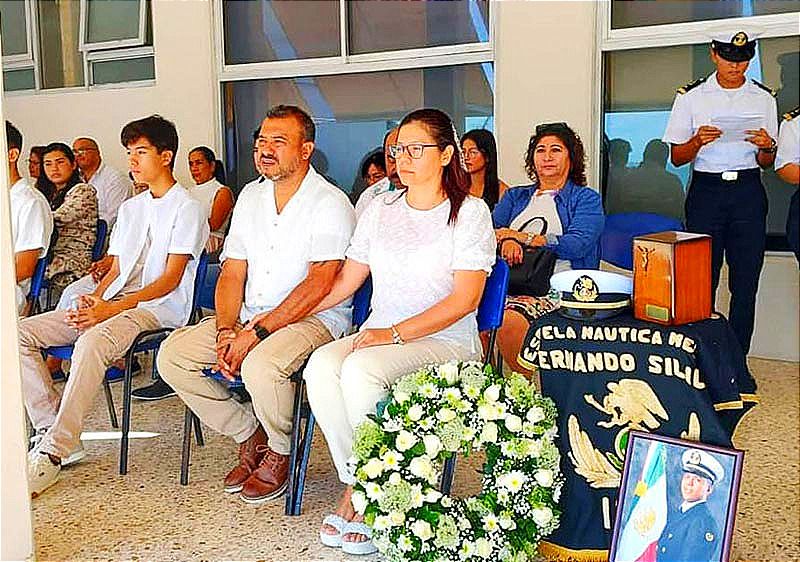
[20,115,208,497]
[158,105,356,504]
[6,121,53,314]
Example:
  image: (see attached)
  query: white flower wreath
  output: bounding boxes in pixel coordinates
[350,361,563,562]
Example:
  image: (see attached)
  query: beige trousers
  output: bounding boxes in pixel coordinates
[304,334,480,485]
[18,307,160,458]
[157,315,333,455]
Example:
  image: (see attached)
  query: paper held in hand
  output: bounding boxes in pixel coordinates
[710,114,764,143]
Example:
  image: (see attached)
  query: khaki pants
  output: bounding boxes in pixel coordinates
[18,307,160,458]
[157,315,333,455]
[304,334,480,484]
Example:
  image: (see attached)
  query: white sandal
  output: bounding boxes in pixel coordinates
[341,521,378,556]
[319,514,348,548]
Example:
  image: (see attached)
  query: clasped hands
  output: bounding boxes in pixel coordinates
[495,228,546,266]
[65,295,119,331]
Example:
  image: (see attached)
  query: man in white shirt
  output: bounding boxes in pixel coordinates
[73,137,131,229]
[6,121,53,315]
[662,29,778,355]
[158,105,356,504]
[21,115,208,498]
[776,106,799,263]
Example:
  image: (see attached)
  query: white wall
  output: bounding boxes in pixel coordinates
[3,0,218,188]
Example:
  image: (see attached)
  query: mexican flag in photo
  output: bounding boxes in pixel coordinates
[616,441,668,562]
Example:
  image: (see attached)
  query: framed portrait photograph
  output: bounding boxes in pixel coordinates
[609,431,744,562]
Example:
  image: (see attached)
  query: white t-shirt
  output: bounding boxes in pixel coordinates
[509,189,571,274]
[662,73,778,173]
[347,193,496,353]
[106,183,208,328]
[221,166,356,338]
[355,177,395,219]
[190,177,233,238]
[11,178,54,312]
[86,162,131,228]
[776,115,800,171]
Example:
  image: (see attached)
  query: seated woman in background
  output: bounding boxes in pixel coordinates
[302,108,496,555]
[492,122,604,374]
[28,145,45,181]
[461,128,508,209]
[360,150,386,188]
[188,146,235,255]
[36,142,98,296]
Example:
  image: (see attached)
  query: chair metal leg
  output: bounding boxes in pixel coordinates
[293,412,315,516]
[119,347,136,475]
[441,456,456,495]
[103,378,119,429]
[484,329,498,369]
[285,376,305,516]
[193,414,204,446]
[180,407,193,486]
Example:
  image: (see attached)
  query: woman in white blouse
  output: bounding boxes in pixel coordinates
[302,108,496,555]
[187,146,234,254]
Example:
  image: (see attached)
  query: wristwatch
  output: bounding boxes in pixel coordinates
[253,324,271,341]
[759,138,777,154]
[524,232,535,246]
[390,325,405,345]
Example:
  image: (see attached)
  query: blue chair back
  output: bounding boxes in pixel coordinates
[601,212,683,270]
[28,229,58,308]
[197,263,220,311]
[191,251,211,318]
[352,276,373,329]
[93,219,108,262]
[477,260,510,332]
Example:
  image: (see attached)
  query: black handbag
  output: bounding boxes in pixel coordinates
[500,216,557,297]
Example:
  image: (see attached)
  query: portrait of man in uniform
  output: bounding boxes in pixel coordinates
[611,433,744,562]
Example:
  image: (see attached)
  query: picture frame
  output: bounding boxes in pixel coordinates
[609,431,744,562]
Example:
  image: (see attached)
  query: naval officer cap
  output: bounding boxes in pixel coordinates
[551,269,632,321]
[710,29,760,62]
[681,448,725,486]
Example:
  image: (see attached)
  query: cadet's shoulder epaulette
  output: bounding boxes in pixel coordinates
[751,79,776,97]
[677,77,707,95]
[783,106,800,121]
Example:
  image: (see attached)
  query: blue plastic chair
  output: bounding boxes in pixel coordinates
[601,212,684,270]
[46,251,210,474]
[440,259,510,494]
[27,229,58,316]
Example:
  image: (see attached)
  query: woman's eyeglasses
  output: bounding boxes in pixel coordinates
[389,143,438,159]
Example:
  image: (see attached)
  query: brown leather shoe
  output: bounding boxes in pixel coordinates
[240,446,289,504]
[223,426,268,493]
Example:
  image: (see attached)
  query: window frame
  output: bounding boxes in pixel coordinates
[78,0,148,53]
[592,0,800,253]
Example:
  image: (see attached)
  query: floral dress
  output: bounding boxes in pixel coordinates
[47,182,98,291]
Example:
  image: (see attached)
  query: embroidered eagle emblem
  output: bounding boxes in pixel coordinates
[732,31,748,47]
[572,275,599,303]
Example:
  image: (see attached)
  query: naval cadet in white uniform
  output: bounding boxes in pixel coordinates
[663,29,778,355]
[776,106,800,263]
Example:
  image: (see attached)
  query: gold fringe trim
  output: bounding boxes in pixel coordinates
[538,541,608,562]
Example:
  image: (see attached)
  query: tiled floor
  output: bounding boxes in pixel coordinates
[31,357,799,561]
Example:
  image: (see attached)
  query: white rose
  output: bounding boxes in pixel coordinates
[350,490,368,514]
[475,537,492,558]
[363,458,384,479]
[477,404,495,421]
[395,430,418,452]
[373,515,391,531]
[423,434,442,457]
[527,405,545,423]
[480,422,498,443]
[411,519,433,541]
[409,456,434,480]
[483,384,501,403]
[407,404,424,421]
[504,414,523,433]
[534,468,554,488]
[388,472,402,485]
[424,488,442,503]
[411,484,425,509]
[436,408,456,423]
[532,506,553,527]
[389,510,406,526]
[394,391,410,404]
[439,362,460,385]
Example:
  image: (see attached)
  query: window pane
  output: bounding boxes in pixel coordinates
[602,37,800,250]
[3,68,35,91]
[349,0,489,54]
[611,0,800,29]
[92,56,154,85]
[0,0,29,56]
[222,0,340,64]
[221,63,494,194]
[86,0,144,44]
[38,0,84,88]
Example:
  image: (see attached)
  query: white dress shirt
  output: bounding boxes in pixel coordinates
[11,178,54,312]
[106,183,209,328]
[776,114,800,171]
[663,73,778,173]
[86,162,132,228]
[355,177,395,219]
[221,166,356,338]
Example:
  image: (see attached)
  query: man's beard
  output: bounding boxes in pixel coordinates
[263,155,301,181]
